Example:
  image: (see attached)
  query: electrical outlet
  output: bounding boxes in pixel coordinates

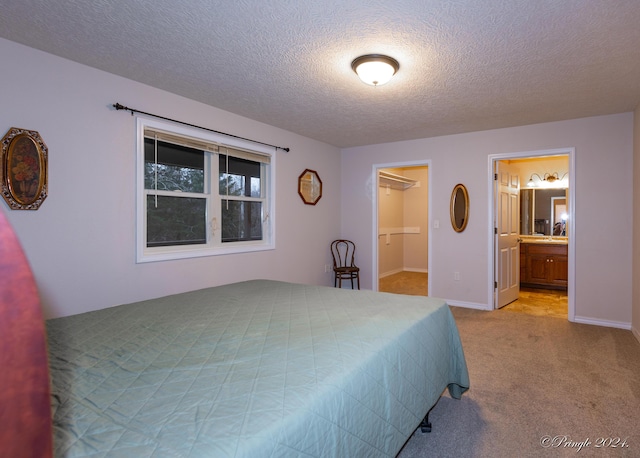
[454,272,460,281]
[324,264,331,273]
[433,220,440,229]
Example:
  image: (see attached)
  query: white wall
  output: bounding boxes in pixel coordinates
[378,171,405,276]
[402,167,429,272]
[0,38,341,318]
[341,113,634,328]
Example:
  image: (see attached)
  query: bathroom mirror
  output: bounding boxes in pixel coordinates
[450,184,469,232]
[520,188,567,236]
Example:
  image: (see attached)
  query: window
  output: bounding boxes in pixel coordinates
[136,118,275,262]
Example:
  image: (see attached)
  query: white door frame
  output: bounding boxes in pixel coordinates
[488,148,576,321]
[372,160,432,292]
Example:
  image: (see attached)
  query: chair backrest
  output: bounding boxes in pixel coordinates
[331,239,357,268]
[0,211,52,458]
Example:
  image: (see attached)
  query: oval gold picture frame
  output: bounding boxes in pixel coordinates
[450,183,469,232]
[1,128,48,210]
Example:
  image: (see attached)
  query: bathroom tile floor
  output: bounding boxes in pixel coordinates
[502,287,568,319]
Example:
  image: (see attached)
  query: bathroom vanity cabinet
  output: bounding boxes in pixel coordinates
[520,242,568,290]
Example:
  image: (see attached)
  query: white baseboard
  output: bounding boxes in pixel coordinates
[446,300,491,311]
[379,268,428,278]
[443,304,636,331]
[378,268,404,278]
[572,315,632,330]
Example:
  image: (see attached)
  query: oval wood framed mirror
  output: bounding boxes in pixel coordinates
[450,184,469,232]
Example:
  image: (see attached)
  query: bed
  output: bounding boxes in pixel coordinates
[46,279,469,457]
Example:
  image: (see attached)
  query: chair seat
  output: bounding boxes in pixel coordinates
[334,266,359,273]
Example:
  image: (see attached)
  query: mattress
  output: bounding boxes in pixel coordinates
[47,280,469,457]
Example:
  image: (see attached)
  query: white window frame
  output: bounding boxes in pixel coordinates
[136,117,276,263]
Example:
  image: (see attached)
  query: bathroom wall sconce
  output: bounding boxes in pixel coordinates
[351,54,399,86]
[527,172,568,187]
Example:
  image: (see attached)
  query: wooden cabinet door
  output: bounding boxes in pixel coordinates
[520,245,528,283]
[528,254,550,284]
[548,256,568,286]
[521,243,568,290]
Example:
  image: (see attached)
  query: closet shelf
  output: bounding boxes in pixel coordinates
[378,171,417,190]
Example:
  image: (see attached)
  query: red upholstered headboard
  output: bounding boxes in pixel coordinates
[0,211,52,457]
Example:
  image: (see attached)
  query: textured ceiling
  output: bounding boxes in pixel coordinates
[1,0,640,148]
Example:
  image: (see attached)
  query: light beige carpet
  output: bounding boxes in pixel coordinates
[397,307,640,457]
[379,271,428,296]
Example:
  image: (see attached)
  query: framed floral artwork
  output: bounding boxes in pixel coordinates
[1,127,48,210]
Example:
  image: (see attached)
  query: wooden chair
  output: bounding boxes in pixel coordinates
[331,239,360,289]
[0,211,52,458]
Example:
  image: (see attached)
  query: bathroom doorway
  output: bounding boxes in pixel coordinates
[374,163,430,296]
[490,149,575,321]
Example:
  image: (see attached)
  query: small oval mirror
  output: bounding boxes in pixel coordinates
[450,184,469,232]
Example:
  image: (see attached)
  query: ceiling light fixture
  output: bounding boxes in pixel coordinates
[351,54,399,86]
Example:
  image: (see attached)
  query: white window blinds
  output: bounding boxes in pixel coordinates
[144,128,270,163]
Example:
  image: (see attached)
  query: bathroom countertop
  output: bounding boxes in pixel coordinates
[520,236,568,245]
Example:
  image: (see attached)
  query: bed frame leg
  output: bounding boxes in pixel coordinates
[420,412,432,433]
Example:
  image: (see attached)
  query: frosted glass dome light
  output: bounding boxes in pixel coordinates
[351,54,399,86]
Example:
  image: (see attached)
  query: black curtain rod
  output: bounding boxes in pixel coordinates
[112,103,290,152]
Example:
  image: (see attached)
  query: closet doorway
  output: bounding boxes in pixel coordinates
[374,163,430,296]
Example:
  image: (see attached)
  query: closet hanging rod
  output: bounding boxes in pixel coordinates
[379,171,415,184]
[379,171,417,185]
[112,103,290,152]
